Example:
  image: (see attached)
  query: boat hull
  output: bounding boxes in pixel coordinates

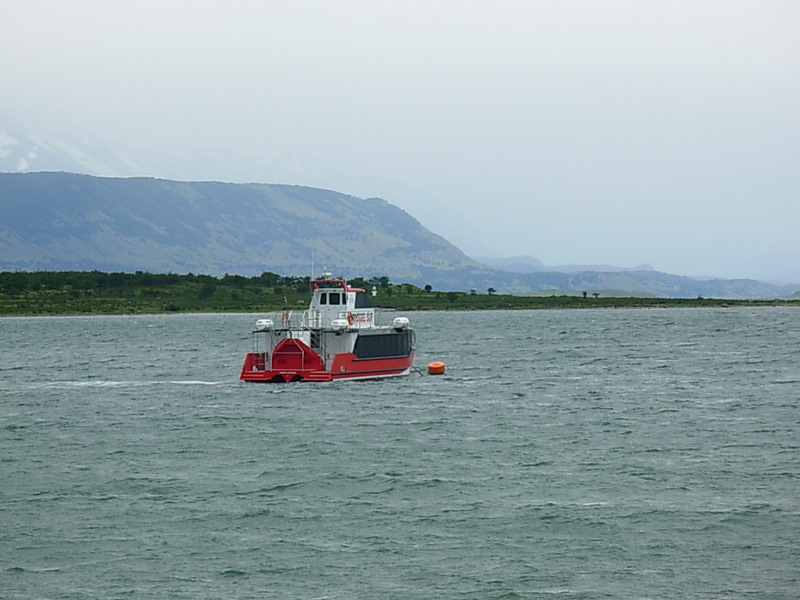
[240,349,415,382]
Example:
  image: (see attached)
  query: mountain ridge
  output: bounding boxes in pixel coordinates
[0,171,483,279]
[1,171,797,299]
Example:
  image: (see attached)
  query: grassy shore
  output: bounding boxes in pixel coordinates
[1,271,796,316]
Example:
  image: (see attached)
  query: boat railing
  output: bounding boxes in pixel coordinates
[304,309,323,329]
[280,310,304,329]
[303,308,379,329]
[251,310,305,331]
[255,307,391,332]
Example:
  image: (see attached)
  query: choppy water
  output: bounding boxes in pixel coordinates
[2,308,798,599]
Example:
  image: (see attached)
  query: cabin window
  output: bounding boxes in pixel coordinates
[355,292,371,308]
[329,292,341,305]
[353,330,414,359]
[319,293,328,305]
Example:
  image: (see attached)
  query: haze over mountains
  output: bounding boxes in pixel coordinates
[475,256,657,275]
[1,171,797,299]
[1,125,202,183]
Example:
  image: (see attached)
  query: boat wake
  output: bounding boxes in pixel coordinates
[39,380,227,388]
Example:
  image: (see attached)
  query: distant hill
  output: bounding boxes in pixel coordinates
[480,269,798,299]
[1,171,797,298]
[474,255,656,274]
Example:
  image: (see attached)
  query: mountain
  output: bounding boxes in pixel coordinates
[1,171,797,298]
[483,269,797,299]
[0,171,485,282]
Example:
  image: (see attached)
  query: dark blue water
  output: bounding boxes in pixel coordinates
[2,308,798,599]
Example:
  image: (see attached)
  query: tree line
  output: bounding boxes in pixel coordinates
[0,270,409,315]
[0,270,314,293]
[0,270,794,315]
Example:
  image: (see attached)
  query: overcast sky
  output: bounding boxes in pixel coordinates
[3,0,799,282]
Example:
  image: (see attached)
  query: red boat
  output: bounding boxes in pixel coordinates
[240,271,416,382]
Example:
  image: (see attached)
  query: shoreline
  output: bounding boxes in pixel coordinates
[2,298,797,318]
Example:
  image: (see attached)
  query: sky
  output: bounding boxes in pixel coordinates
[2,0,799,282]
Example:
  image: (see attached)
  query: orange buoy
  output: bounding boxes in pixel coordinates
[427,361,446,375]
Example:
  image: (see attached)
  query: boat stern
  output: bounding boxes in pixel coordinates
[240,338,328,382]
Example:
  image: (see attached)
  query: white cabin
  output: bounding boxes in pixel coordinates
[306,276,375,330]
